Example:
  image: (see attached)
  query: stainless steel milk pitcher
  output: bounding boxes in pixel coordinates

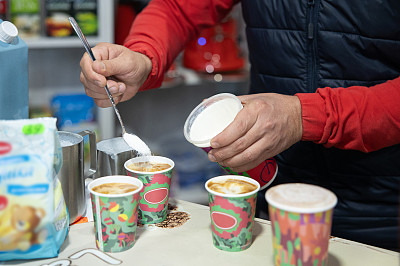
[58,130,97,223]
[96,137,137,178]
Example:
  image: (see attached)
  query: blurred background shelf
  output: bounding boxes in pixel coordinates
[26,0,115,138]
[25,36,109,48]
[17,1,114,49]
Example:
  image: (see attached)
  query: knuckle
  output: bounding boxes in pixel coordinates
[235,137,247,151]
[79,72,85,83]
[212,150,225,161]
[253,99,267,108]
[250,99,268,113]
[235,118,250,134]
[242,149,255,163]
[258,121,271,133]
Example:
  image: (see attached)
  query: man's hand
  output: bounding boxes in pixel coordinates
[208,93,303,172]
[79,42,152,107]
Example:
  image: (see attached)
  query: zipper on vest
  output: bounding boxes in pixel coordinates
[307,0,314,39]
[307,0,317,92]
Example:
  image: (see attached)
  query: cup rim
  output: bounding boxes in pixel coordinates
[58,131,83,147]
[96,136,133,154]
[88,175,144,197]
[265,183,338,213]
[183,93,243,147]
[124,155,175,174]
[205,175,260,198]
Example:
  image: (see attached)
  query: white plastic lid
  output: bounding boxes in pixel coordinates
[183,93,243,148]
[265,183,337,213]
[0,21,18,44]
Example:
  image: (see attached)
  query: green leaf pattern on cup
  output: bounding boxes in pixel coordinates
[132,171,172,224]
[208,193,257,252]
[269,205,333,266]
[91,194,139,253]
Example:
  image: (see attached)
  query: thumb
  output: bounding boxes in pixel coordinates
[92,57,127,78]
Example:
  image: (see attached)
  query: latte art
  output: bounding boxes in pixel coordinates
[208,178,258,195]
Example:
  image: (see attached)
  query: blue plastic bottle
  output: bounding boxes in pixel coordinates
[0,19,29,119]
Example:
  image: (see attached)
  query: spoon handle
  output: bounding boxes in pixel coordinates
[69,17,126,135]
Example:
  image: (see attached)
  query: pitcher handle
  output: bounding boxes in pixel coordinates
[78,130,97,179]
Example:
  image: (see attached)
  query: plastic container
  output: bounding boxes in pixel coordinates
[0,20,29,120]
[50,93,99,168]
[50,93,96,129]
[184,93,278,190]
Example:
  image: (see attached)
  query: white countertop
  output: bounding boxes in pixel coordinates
[5,199,399,266]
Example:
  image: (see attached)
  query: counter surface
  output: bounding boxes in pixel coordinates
[6,199,399,266]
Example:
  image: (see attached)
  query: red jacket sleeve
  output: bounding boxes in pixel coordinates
[123,0,238,91]
[296,77,400,152]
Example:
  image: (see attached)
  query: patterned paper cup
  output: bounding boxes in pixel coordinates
[184,93,278,190]
[205,175,260,252]
[88,175,143,253]
[265,183,338,266]
[124,156,174,224]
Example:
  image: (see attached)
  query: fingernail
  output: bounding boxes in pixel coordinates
[100,62,106,71]
[119,84,125,93]
[211,141,220,149]
[109,86,118,93]
[208,153,216,162]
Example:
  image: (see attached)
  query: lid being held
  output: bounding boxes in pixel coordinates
[0,21,18,43]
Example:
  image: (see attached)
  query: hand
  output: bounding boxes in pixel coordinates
[79,42,152,107]
[208,93,303,172]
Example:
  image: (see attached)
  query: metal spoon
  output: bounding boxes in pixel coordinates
[69,17,151,156]
[69,17,127,135]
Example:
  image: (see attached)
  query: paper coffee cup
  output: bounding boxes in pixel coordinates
[265,183,337,266]
[205,175,260,252]
[88,176,143,253]
[184,93,278,190]
[124,156,174,224]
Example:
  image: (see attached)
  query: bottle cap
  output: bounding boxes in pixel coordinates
[0,21,18,43]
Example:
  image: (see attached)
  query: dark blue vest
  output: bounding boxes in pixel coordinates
[241,0,400,250]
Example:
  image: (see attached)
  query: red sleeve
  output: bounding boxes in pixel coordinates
[123,0,238,91]
[296,77,400,152]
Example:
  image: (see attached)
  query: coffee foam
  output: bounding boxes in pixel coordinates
[92,182,139,195]
[208,178,258,195]
[124,156,174,174]
[265,183,337,213]
[127,162,171,172]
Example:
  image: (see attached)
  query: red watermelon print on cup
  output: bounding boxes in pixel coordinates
[143,187,169,205]
[212,211,238,230]
[205,175,260,252]
[124,156,174,224]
